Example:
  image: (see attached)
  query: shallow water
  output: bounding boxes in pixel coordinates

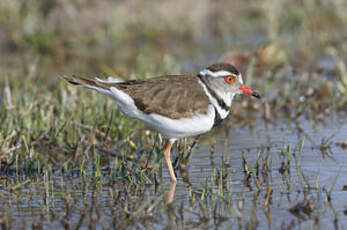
[0,117,346,229]
[180,117,347,229]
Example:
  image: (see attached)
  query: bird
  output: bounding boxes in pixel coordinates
[63,63,261,183]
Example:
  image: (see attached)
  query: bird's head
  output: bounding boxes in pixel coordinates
[198,63,261,100]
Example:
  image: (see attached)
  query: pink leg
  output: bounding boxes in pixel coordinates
[163,140,177,183]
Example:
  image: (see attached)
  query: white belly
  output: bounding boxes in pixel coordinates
[108,86,215,140]
[141,105,215,140]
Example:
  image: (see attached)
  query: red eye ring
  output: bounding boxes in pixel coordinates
[224,75,236,84]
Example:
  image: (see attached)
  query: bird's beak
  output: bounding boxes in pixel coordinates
[239,84,261,99]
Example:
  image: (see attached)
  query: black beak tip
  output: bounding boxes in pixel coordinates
[252,91,261,99]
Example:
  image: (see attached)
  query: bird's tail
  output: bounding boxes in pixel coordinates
[62,75,123,93]
[63,75,105,89]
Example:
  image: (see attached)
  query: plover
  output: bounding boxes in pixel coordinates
[63,63,261,182]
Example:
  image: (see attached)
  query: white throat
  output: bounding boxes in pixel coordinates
[198,79,233,119]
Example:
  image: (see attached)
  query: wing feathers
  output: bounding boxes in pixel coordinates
[62,75,211,119]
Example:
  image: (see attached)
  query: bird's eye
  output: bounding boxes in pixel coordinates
[224,75,236,84]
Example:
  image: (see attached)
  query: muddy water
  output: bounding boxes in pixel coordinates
[0,117,346,229]
[173,116,347,229]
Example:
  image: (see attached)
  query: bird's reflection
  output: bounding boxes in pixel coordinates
[166,167,192,204]
[166,181,177,204]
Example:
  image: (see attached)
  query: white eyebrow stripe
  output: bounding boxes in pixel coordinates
[199,69,233,77]
[238,73,244,84]
[199,68,244,85]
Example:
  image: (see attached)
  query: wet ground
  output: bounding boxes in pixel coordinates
[0,117,346,229]
[0,2,346,228]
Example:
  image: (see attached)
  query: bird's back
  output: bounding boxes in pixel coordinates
[64,75,211,119]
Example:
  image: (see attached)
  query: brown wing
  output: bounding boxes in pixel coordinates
[115,75,210,119]
[64,75,211,119]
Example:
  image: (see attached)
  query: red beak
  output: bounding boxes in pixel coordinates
[239,84,261,99]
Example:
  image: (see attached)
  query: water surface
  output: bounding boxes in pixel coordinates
[0,117,346,229]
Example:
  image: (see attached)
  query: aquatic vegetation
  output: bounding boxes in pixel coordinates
[0,0,346,228]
